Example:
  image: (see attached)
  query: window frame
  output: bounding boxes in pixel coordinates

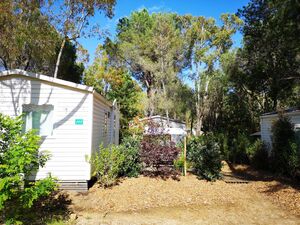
[22,104,54,137]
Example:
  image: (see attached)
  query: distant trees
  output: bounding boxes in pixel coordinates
[185,14,242,135]
[103,9,241,132]
[84,46,143,138]
[104,10,191,120]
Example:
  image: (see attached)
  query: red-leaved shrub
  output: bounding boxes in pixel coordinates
[140,137,180,177]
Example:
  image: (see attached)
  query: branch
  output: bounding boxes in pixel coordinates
[279,76,300,81]
[70,10,90,40]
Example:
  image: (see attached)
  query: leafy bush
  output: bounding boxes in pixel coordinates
[119,136,142,177]
[214,133,230,161]
[215,132,251,164]
[271,114,299,177]
[0,114,56,224]
[187,134,222,181]
[173,151,191,174]
[140,136,180,177]
[230,133,251,164]
[247,139,269,170]
[91,145,125,187]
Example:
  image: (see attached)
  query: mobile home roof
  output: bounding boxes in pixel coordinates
[0,69,112,107]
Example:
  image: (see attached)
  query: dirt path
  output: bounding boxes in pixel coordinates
[75,202,299,225]
[67,164,300,225]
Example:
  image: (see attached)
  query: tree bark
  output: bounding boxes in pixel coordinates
[195,68,202,136]
[161,80,169,126]
[54,38,66,78]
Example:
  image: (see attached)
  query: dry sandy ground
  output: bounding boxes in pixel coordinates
[66,164,300,225]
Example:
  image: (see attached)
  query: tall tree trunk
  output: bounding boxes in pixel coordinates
[195,63,204,135]
[195,77,202,136]
[161,80,169,125]
[147,87,155,117]
[190,114,194,135]
[54,38,66,78]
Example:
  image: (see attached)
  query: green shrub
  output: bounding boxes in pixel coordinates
[230,133,251,164]
[91,145,125,187]
[187,134,222,181]
[215,132,251,164]
[215,133,230,161]
[247,139,269,170]
[0,114,56,224]
[271,114,299,177]
[119,136,142,177]
[173,151,191,174]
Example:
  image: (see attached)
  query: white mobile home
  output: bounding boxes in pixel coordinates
[260,109,300,152]
[0,69,119,191]
[140,115,188,144]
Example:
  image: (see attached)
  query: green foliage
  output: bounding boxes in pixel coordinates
[84,46,143,139]
[187,135,222,181]
[91,137,143,186]
[231,133,251,164]
[247,139,269,170]
[105,10,196,119]
[271,114,299,177]
[56,40,84,83]
[214,133,229,160]
[0,1,59,72]
[215,132,252,164]
[173,151,191,175]
[236,0,300,110]
[119,136,142,177]
[91,145,125,187]
[0,114,56,223]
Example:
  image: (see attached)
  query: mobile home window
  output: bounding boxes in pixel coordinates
[22,104,54,136]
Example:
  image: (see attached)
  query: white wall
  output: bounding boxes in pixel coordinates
[260,112,300,151]
[0,75,92,180]
[91,95,120,152]
[91,94,111,153]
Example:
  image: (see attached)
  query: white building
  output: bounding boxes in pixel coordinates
[260,108,300,152]
[140,115,188,144]
[0,69,119,191]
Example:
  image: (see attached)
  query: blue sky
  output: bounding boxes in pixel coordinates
[78,0,250,64]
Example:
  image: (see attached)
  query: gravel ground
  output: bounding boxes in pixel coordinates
[66,163,300,225]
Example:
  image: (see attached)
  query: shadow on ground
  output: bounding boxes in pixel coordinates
[225,162,300,191]
[20,191,72,225]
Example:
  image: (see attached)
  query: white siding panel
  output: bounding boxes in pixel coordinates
[0,76,93,181]
[260,112,300,152]
[91,96,111,154]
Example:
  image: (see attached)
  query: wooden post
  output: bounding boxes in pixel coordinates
[184,136,187,176]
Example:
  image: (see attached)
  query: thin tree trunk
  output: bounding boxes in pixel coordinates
[54,38,66,78]
[190,114,194,135]
[195,70,202,136]
[148,88,155,117]
[161,80,169,125]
